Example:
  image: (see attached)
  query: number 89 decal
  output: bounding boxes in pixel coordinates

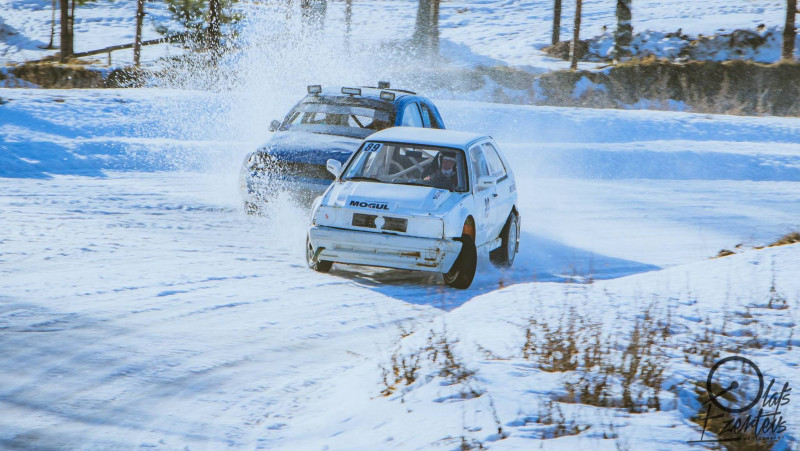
[364,142,383,153]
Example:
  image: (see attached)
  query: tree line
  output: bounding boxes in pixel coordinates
[47,0,799,66]
[51,0,238,63]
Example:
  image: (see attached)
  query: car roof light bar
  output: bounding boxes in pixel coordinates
[379,91,395,101]
[307,85,322,94]
[341,87,362,96]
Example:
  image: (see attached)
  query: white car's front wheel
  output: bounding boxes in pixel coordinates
[443,235,477,289]
[306,235,333,273]
[490,212,519,268]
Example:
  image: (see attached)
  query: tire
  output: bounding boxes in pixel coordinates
[443,235,477,289]
[490,212,519,268]
[306,235,333,273]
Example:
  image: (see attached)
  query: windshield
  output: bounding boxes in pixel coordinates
[281,97,396,139]
[342,142,469,192]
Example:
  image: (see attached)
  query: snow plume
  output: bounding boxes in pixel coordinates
[135,2,425,207]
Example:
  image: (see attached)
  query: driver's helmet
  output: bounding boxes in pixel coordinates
[440,154,457,178]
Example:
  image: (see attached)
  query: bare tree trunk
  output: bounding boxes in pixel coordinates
[612,0,632,62]
[47,0,56,49]
[344,0,352,50]
[431,0,440,57]
[783,0,797,61]
[59,0,73,62]
[552,0,562,46]
[133,0,145,66]
[208,0,221,50]
[414,0,440,60]
[414,0,428,50]
[570,0,582,70]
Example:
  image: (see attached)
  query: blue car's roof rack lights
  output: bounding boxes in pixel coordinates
[307,82,416,99]
[341,87,362,96]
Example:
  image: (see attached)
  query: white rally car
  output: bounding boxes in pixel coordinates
[305,127,519,289]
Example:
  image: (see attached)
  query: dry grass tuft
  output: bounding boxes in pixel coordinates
[767,232,800,248]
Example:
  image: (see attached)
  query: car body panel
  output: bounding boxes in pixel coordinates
[308,226,461,272]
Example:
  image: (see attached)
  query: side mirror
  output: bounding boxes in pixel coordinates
[269,120,281,132]
[326,159,342,178]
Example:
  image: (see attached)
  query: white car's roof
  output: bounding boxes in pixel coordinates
[367,127,487,149]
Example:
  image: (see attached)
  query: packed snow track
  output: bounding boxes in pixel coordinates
[2,89,800,448]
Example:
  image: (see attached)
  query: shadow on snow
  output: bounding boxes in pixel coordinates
[326,231,660,311]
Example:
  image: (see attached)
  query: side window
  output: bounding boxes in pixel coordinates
[421,103,442,129]
[419,103,434,128]
[419,103,431,128]
[400,103,423,127]
[469,145,491,179]
[482,142,507,177]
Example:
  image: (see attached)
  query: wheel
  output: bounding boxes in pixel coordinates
[306,235,333,273]
[490,211,519,268]
[443,235,477,289]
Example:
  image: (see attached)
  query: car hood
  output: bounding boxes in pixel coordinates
[260,131,362,165]
[324,181,460,215]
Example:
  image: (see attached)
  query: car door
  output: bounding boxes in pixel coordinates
[468,142,497,246]
[481,141,513,237]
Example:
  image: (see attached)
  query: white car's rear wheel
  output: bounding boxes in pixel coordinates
[306,235,333,273]
[490,212,519,268]
[443,235,477,289]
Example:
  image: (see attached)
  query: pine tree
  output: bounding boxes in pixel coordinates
[157,0,240,52]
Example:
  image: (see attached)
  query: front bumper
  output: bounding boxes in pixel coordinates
[308,226,462,273]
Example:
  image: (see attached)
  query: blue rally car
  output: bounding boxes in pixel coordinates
[240,83,446,212]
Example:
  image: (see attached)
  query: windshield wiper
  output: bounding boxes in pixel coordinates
[345,176,383,182]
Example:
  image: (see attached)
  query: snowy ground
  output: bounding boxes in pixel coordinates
[2,87,800,449]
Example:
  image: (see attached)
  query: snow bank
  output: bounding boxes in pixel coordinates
[586,27,800,64]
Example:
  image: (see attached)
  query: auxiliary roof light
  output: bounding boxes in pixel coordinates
[377,81,390,89]
[341,87,362,96]
[307,85,322,94]
[379,91,396,101]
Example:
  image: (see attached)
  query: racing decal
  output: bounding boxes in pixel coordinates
[348,198,395,211]
[363,142,383,153]
[484,197,490,219]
